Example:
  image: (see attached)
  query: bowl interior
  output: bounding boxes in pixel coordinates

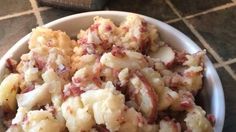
[0,11,225,132]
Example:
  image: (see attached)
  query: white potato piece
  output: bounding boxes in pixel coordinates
[141,67,164,93]
[118,14,159,53]
[100,50,148,69]
[16,84,51,109]
[0,74,20,111]
[6,125,23,132]
[159,119,181,132]
[24,68,39,83]
[184,106,213,132]
[12,107,28,125]
[61,96,95,132]
[42,69,64,108]
[183,51,205,67]
[119,108,139,132]
[158,87,179,111]
[94,16,118,43]
[22,110,64,132]
[29,27,73,56]
[182,66,203,93]
[149,46,175,67]
[119,108,158,132]
[118,68,129,86]
[81,82,125,131]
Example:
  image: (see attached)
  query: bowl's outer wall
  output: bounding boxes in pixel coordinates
[0,11,225,132]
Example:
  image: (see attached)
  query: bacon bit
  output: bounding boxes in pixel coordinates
[101,40,110,51]
[72,76,90,88]
[21,85,35,94]
[94,124,109,132]
[175,51,187,64]
[6,58,17,73]
[182,91,194,99]
[100,76,106,81]
[139,27,147,32]
[180,101,193,109]
[207,114,215,126]
[165,61,175,69]
[70,86,84,95]
[139,38,150,55]
[137,114,145,126]
[105,25,112,31]
[163,116,171,121]
[72,77,82,84]
[85,44,96,54]
[126,87,137,102]
[81,48,88,56]
[57,64,69,75]
[45,105,56,116]
[94,58,103,77]
[23,115,28,123]
[79,38,88,44]
[34,56,46,70]
[46,40,53,47]
[134,92,141,107]
[63,84,85,100]
[111,46,126,57]
[122,27,129,32]
[92,77,102,87]
[90,23,100,31]
[132,36,138,42]
[112,68,120,77]
[141,21,147,26]
[170,74,183,89]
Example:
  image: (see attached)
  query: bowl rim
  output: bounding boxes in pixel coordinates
[0,11,225,131]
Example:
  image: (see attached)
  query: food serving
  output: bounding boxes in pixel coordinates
[0,14,214,132]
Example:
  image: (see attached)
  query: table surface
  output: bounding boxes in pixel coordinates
[0,0,236,131]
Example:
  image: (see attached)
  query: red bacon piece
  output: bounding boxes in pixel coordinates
[207,114,215,126]
[111,46,126,57]
[6,58,17,73]
[63,84,85,100]
[94,124,110,132]
[21,85,35,94]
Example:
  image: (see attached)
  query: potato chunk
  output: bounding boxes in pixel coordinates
[184,106,213,132]
[100,50,148,69]
[0,74,20,111]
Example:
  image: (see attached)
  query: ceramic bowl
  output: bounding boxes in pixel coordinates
[0,11,225,132]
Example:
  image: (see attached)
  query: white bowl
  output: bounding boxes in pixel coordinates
[0,11,225,131]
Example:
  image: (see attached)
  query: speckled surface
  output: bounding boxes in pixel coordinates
[0,0,236,131]
[170,0,232,16]
[188,7,236,60]
[107,0,178,21]
[41,8,77,23]
[0,0,32,16]
[0,14,37,56]
[230,63,236,74]
[170,21,217,63]
[217,68,236,131]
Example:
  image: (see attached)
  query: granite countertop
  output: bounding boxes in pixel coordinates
[0,0,236,131]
